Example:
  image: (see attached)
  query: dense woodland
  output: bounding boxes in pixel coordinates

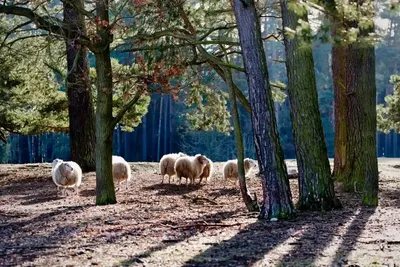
[0,0,399,165]
[0,0,398,215]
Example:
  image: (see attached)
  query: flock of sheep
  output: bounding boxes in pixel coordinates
[50,153,258,196]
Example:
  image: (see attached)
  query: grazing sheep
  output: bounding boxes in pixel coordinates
[174,154,210,185]
[112,155,132,190]
[159,152,187,184]
[223,158,258,183]
[51,158,82,196]
[198,157,213,184]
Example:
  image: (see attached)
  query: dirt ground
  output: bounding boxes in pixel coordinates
[0,159,399,267]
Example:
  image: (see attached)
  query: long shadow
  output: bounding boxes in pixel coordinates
[183,196,363,267]
[331,206,377,266]
[0,204,92,265]
[276,209,355,266]
[0,175,53,197]
[119,209,242,266]
[142,183,204,196]
[182,219,302,267]
[208,187,240,198]
[379,187,400,208]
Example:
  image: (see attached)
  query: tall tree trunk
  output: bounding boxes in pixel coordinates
[157,96,163,160]
[280,0,339,210]
[224,65,259,212]
[327,0,378,205]
[142,115,147,160]
[346,41,378,205]
[64,0,96,172]
[332,23,348,180]
[232,0,294,219]
[94,0,116,205]
[163,96,168,155]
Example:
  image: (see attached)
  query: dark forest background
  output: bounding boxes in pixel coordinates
[0,10,399,164]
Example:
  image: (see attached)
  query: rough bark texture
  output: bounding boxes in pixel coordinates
[329,0,379,206]
[332,22,348,183]
[233,0,294,219]
[280,0,339,211]
[94,0,116,205]
[64,0,96,172]
[224,66,259,212]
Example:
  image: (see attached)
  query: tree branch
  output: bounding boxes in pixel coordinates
[112,87,147,128]
[0,20,31,49]
[0,4,94,50]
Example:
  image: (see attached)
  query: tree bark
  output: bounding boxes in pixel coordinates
[232,0,294,219]
[280,0,339,210]
[328,0,379,205]
[94,0,116,205]
[64,0,96,172]
[224,64,259,212]
[332,22,348,182]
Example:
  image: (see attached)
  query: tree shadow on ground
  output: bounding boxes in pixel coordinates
[0,204,92,265]
[142,183,204,196]
[208,187,240,198]
[379,187,400,208]
[0,175,53,197]
[119,209,242,266]
[331,206,376,266]
[276,206,374,266]
[183,204,368,267]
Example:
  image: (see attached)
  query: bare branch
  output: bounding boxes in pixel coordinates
[112,87,147,128]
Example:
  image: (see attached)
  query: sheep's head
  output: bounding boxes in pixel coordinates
[196,155,209,166]
[245,158,258,169]
[61,163,74,175]
[52,158,63,168]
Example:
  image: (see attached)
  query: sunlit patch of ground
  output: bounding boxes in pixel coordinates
[0,158,399,266]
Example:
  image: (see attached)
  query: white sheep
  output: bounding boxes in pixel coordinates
[198,156,213,184]
[174,154,210,185]
[51,158,82,196]
[112,155,132,190]
[223,158,258,184]
[159,152,187,184]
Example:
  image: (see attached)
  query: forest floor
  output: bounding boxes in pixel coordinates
[0,159,400,267]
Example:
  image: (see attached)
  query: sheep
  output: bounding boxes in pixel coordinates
[159,152,187,184]
[174,154,210,185]
[112,155,132,191]
[197,156,213,184]
[51,158,82,196]
[223,158,258,184]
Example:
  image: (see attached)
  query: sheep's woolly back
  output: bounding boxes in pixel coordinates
[51,159,82,188]
[112,156,132,182]
[223,158,257,180]
[174,154,209,181]
[159,152,187,176]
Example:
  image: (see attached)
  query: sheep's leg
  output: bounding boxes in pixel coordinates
[161,174,164,184]
[168,175,171,184]
[198,177,203,185]
[75,185,79,196]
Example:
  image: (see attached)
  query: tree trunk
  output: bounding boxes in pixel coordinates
[224,65,259,212]
[332,22,348,182]
[163,96,168,155]
[64,0,96,172]
[157,96,163,160]
[94,0,116,205]
[142,115,147,160]
[232,0,294,219]
[346,41,378,205]
[280,0,339,211]
[329,0,378,206]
